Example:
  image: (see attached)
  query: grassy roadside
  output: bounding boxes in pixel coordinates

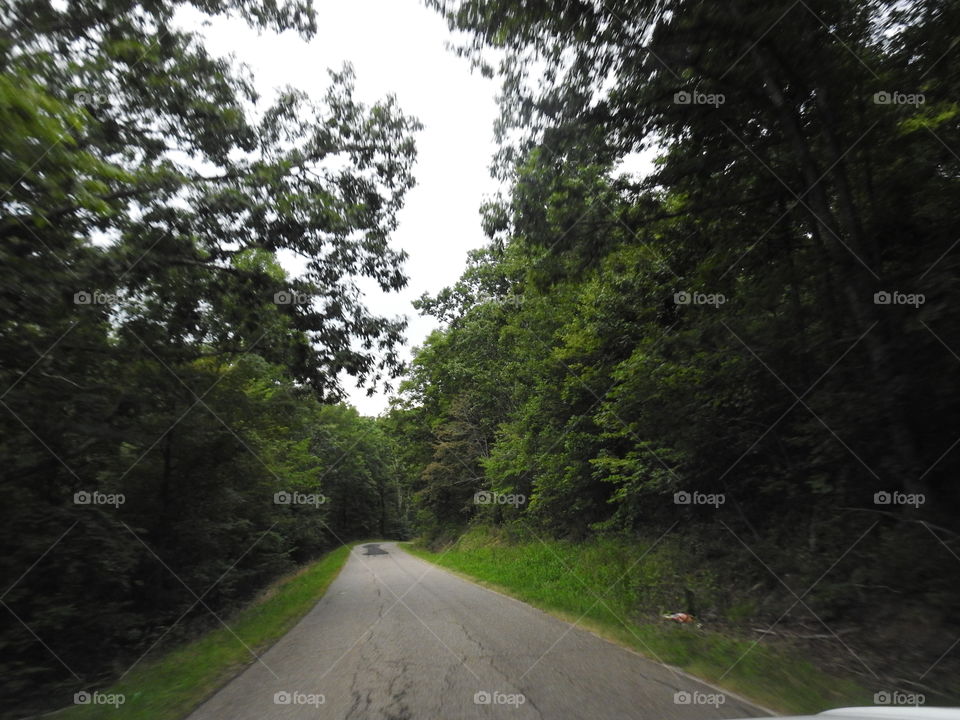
[404,530,873,715]
[55,541,362,720]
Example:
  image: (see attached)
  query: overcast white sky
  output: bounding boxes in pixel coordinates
[179,0,502,415]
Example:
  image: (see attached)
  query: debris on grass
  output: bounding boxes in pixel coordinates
[662,612,703,629]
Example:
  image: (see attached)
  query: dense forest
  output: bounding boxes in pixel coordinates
[3,0,960,716]
[1,0,412,714]
[384,0,960,703]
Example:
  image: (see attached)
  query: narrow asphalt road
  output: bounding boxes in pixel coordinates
[187,542,769,719]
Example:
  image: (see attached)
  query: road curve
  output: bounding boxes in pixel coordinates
[187,542,768,719]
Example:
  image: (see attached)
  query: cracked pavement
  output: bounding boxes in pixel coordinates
[186,542,768,719]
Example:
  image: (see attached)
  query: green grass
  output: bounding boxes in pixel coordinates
[405,529,873,715]
[56,542,360,720]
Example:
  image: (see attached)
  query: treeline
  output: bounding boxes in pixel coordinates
[1,0,414,715]
[386,0,960,697]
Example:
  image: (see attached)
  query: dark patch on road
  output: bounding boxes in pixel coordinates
[363,543,388,555]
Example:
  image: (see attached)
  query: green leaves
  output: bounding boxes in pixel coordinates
[1,0,418,713]
[392,3,960,695]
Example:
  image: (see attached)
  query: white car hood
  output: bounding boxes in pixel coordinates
[739,708,960,720]
[821,710,959,720]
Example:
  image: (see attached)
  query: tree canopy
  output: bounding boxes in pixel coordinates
[1,0,415,714]
[388,0,960,697]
